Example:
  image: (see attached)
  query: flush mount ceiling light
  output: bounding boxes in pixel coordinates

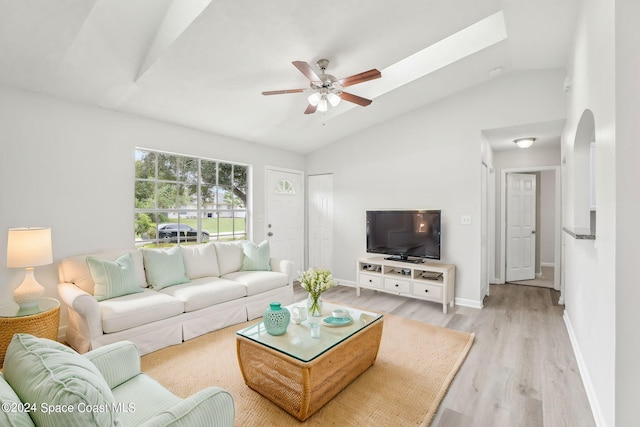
[514,137,536,149]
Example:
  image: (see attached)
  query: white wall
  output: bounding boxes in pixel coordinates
[305,69,566,307]
[539,170,555,266]
[0,85,305,328]
[561,0,616,425]
[614,1,640,426]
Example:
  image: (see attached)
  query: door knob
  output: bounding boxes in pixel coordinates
[268,232,273,237]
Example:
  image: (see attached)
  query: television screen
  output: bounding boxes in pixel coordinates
[366,210,441,261]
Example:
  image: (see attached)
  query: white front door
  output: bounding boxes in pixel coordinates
[265,167,304,274]
[506,173,536,282]
[308,174,333,271]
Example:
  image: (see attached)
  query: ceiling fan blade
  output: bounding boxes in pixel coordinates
[293,61,321,82]
[339,91,373,106]
[339,69,381,87]
[262,89,305,95]
[304,103,317,114]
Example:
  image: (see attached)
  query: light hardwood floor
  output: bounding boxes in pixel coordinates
[295,283,596,427]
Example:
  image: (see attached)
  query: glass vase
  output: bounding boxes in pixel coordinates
[307,293,323,317]
[263,302,290,336]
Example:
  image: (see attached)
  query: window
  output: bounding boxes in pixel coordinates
[134,149,249,246]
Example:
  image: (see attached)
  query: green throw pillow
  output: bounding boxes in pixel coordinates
[143,246,190,290]
[3,334,121,427]
[87,253,143,301]
[0,372,35,427]
[241,240,272,271]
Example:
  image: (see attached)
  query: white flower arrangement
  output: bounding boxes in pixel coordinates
[298,268,336,316]
[298,268,336,297]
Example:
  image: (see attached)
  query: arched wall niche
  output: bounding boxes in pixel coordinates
[573,109,596,232]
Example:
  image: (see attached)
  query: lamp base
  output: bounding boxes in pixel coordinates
[13,268,45,308]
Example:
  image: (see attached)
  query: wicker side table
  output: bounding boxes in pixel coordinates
[0,298,60,367]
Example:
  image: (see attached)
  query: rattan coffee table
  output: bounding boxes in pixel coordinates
[236,302,383,421]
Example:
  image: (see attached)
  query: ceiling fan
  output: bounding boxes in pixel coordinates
[262,59,381,114]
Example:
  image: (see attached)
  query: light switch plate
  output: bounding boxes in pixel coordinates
[461,215,472,225]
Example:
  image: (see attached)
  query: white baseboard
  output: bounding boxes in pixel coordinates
[563,311,606,427]
[335,279,355,288]
[541,262,556,268]
[455,298,483,309]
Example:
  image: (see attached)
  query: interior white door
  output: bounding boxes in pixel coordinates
[265,168,304,274]
[506,173,536,282]
[307,174,333,271]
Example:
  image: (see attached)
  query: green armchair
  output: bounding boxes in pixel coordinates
[0,334,234,427]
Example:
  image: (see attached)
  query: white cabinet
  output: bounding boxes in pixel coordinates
[356,256,455,313]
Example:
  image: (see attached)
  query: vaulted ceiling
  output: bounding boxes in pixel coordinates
[0,0,578,153]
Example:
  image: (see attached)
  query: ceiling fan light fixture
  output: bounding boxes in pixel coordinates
[327,92,341,107]
[317,96,328,112]
[514,137,535,149]
[308,92,321,106]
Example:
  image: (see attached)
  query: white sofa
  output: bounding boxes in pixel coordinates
[58,241,294,355]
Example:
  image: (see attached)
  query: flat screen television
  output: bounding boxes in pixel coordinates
[366,210,441,262]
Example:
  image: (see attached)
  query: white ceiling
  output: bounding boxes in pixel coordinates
[0,0,578,154]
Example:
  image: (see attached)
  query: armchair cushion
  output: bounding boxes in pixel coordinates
[137,387,235,427]
[3,334,120,427]
[87,253,143,301]
[83,341,141,389]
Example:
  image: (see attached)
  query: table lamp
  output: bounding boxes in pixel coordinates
[6,227,52,308]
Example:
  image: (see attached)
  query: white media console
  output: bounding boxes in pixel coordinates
[356,256,455,313]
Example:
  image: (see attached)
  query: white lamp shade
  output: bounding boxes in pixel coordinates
[7,227,53,268]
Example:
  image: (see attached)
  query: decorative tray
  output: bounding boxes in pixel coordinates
[321,316,354,327]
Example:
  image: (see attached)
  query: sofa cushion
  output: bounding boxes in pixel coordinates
[159,277,247,312]
[142,246,190,290]
[240,240,272,271]
[3,334,120,427]
[214,241,246,275]
[223,271,289,296]
[100,289,184,333]
[181,242,220,279]
[87,253,144,301]
[59,249,148,294]
[0,372,35,427]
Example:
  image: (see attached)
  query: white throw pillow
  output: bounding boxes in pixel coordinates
[181,242,220,279]
[214,241,246,275]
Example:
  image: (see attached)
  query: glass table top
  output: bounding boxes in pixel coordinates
[237,301,383,362]
[0,297,60,318]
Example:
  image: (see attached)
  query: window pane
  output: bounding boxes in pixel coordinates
[135,150,156,179]
[135,181,155,209]
[178,157,198,184]
[233,211,247,239]
[218,163,232,186]
[201,184,217,209]
[201,160,217,185]
[233,186,247,209]
[157,154,179,181]
[158,183,179,208]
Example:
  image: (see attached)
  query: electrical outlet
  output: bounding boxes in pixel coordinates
[461,215,472,225]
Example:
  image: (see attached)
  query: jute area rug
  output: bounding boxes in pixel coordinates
[141,312,474,426]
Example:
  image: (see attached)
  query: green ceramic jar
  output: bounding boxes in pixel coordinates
[263,302,290,336]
